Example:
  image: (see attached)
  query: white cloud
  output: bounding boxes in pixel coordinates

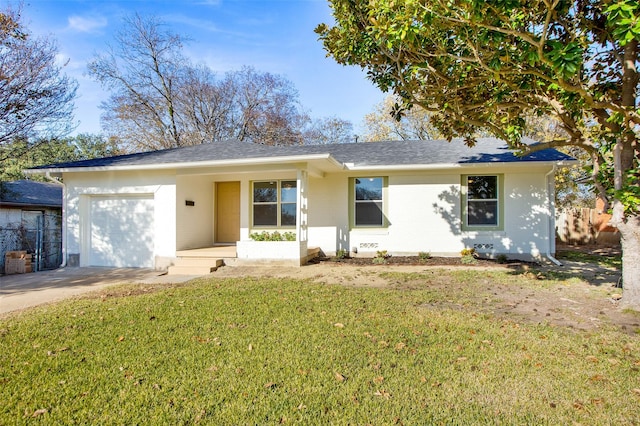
[196,0,223,5]
[67,15,108,33]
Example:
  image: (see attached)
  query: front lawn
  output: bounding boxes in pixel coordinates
[1,271,639,424]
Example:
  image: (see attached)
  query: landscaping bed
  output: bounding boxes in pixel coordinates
[314,254,512,267]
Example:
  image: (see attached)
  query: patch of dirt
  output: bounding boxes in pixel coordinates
[212,251,640,335]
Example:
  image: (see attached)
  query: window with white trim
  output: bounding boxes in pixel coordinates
[466,175,499,226]
[354,177,384,227]
[252,180,297,227]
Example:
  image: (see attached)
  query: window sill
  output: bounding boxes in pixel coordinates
[462,227,505,233]
[350,227,389,234]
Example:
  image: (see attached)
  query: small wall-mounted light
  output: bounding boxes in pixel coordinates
[185,200,195,206]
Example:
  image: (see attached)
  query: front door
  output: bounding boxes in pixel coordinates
[215,181,240,243]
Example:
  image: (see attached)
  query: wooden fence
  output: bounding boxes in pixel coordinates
[556,207,621,246]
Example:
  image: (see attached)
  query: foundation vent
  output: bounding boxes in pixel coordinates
[359,242,379,250]
[473,243,494,251]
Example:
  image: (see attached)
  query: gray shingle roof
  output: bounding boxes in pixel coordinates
[30,137,575,170]
[0,180,63,208]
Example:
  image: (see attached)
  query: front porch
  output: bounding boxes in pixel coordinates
[167,244,321,275]
[173,166,316,273]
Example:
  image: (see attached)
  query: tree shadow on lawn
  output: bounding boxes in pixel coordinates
[533,246,622,288]
[332,246,633,334]
[480,246,639,334]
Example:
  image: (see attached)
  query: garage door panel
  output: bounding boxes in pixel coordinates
[89,196,155,267]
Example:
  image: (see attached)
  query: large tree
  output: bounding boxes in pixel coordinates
[304,116,354,144]
[89,15,311,150]
[87,13,186,151]
[0,4,77,147]
[362,95,442,141]
[316,0,640,307]
[225,66,310,146]
[0,134,121,181]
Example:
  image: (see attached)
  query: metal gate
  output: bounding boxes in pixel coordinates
[21,210,62,271]
[0,210,62,273]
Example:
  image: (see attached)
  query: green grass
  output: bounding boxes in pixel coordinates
[1,272,639,424]
[556,250,622,270]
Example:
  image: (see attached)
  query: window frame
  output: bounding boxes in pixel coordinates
[350,176,388,229]
[461,174,504,231]
[251,180,297,229]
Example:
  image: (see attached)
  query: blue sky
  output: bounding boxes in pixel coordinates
[17,0,386,137]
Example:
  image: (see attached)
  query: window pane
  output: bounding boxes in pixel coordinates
[355,177,382,201]
[281,203,297,226]
[253,204,277,226]
[356,201,383,226]
[280,181,297,203]
[468,176,497,200]
[254,182,277,202]
[468,200,498,225]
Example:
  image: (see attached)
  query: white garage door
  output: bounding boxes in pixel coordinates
[89,195,155,267]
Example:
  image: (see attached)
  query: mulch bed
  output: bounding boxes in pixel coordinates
[311,255,524,267]
[310,245,622,268]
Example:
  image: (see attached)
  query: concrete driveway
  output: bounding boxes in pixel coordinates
[0,267,199,315]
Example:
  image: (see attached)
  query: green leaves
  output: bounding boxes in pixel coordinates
[544,40,583,79]
[606,0,640,45]
[318,0,639,221]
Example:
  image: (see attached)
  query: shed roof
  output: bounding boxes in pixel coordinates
[0,180,63,208]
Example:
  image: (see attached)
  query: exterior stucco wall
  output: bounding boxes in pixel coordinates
[59,163,554,267]
[305,167,553,260]
[306,174,350,254]
[63,170,177,268]
[176,175,214,250]
[499,170,550,258]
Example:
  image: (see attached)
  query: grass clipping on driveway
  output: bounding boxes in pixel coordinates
[1,271,639,424]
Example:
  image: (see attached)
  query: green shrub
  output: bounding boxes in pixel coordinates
[372,250,391,264]
[334,249,349,259]
[496,254,508,264]
[460,248,478,265]
[460,247,476,257]
[461,255,478,265]
[249,231,296,241]
[418,251,432,262]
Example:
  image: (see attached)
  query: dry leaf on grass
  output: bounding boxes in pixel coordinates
[334,372,346,382]
[31,408,47,417]
[374,390,391,399]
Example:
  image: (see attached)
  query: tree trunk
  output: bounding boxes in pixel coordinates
[619,214,640,309]
[615,39,638,308]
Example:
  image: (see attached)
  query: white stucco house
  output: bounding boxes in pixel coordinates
[27,138,575,271]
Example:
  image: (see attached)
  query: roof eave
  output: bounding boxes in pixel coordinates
[25,153,347,175]
[345,159,578,171]
[0,202,62,209]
